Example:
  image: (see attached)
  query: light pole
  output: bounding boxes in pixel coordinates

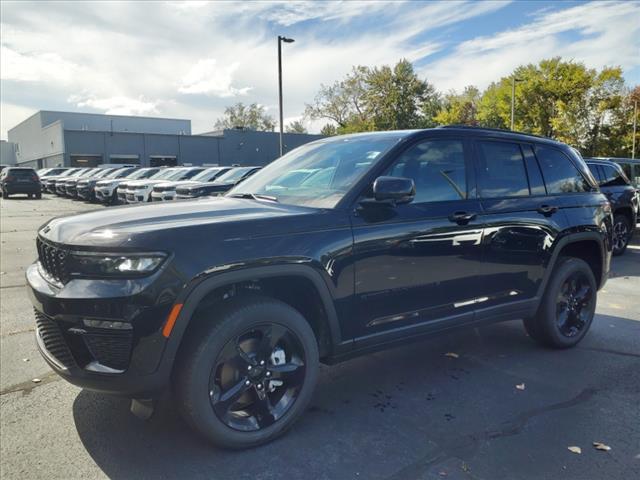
[632,99,637,159]
[510,77,522,131]
[278,35,295,157]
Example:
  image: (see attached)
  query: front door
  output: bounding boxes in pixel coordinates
[349,137,484,344]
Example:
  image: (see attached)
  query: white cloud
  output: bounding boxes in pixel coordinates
[0,0,637,140]
[72,95,159,116]
[421,1,640,91]
[178,59,251,97]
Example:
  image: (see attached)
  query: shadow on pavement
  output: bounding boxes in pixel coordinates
[72,313,640,480]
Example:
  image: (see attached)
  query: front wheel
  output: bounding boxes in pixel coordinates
[174,295,319,449]
[524,257,596,348]
[612,214,631,256]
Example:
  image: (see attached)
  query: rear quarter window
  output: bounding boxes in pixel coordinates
[535,146,590,194]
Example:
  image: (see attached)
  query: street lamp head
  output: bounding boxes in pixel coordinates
[280,36,295,43]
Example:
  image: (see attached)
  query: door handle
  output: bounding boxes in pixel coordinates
[448,211,477,225]
[537,205,558,216]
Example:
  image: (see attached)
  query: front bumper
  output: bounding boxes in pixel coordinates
[27,262,177,396]
[151,191,176,201]
[126,191,146,203]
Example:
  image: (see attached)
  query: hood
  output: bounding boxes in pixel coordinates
[178,181,233,191]
[39,196,318,247]
[97,178,127,187]
[126,179,168,188]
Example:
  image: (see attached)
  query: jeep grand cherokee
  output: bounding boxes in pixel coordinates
[27,127,612,448]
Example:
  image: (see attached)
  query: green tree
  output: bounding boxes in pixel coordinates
[285,120,308,134]
[434,86,481,126]
[214,102,275,131]
[305,60,439,132]
[320,123,338,136]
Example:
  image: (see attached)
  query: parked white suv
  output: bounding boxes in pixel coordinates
[95,167,160,204]
[124,167,204,203]
[150,167,231,201]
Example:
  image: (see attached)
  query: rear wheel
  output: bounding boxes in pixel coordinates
[524,257,596,348]
[175,295,319,449]
[612,214,631,256]
[35,192,42,199]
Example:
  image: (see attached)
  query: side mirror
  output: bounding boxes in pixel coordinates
[365,176,415,206]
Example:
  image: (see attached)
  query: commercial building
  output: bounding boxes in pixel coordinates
[7,111,323,169]
[0,140,17,165]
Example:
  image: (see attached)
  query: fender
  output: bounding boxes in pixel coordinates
[161,264,345,368]
[535,230,608,301]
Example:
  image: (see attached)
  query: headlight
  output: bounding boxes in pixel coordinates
[70,252,167,278]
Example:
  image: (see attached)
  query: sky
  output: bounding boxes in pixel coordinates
[1,0,639,140]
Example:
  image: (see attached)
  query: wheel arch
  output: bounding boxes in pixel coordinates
[163,265,344,368]
[537,232,607,300]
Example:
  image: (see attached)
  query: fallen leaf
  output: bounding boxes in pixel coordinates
[516,383,526,390]
[568,446,582,454]
[22,358,29,362]
[444,352,459,358]
[32,378,41,384]
[593,442,611,451]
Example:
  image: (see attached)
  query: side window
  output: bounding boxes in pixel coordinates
[383,139,467,203]
[587,164,602,184]
[535,146,590,194]
[476,141,529,198]
[600,165,628,187]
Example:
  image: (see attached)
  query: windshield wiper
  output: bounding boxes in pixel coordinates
[228,193,279,202]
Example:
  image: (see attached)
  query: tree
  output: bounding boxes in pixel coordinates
[214,103,275,131]
[320,123,338,136]
[285,120,308,134]
[305,60,439,133]
[434,86,480,126]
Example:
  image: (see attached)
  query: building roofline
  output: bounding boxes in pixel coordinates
[37,110,191,123]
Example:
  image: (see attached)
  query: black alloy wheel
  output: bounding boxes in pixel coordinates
[209,324,306,431]
[175,295,319,449]
[555,272,594,338]
[523,257,596,349]
[612,214,630,256]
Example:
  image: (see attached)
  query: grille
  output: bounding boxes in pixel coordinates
[34,310,76,369]
[36,238,70,284]
[83,332,133,371]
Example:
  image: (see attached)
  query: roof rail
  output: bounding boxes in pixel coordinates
[437,125,552,141]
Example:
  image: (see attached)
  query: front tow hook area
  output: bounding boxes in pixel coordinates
[130,398,156,420]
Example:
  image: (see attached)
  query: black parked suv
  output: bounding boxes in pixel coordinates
[586,159,638,255]
[28,128,612,448]
[0,167,42,199]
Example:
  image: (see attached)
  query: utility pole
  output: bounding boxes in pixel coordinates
[278,35,294,157]
[633,99,637,159]
[510,77,518,131]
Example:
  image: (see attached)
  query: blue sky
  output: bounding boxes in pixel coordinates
[1,0,639,139]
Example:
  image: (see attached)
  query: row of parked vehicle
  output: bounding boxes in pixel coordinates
[36,164,263,205]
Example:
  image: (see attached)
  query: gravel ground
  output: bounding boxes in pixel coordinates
[1,194,639,480]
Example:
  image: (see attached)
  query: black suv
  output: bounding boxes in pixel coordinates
[28,128,612,448]
[0,167,42,199]
[585,159,638,255]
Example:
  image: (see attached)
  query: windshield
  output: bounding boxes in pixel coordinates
[125,168,158,180]
[105,167,136,179]
[216,167,256,183]
[228,134,401,208]
[91,169,115,179]
[58,169,79,178]
[173,168,204,180]
[148,168,180,180]
[191,167,226,182]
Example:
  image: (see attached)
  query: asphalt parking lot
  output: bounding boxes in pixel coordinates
[1,194,639,480]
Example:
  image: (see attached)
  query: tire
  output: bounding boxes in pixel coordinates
[524,257,596,349]
[4,191,9,199]
[612,214,631,256]
[36,192,42,199]
[174,294,319,449]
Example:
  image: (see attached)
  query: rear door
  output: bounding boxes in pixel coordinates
[474,139,568,318]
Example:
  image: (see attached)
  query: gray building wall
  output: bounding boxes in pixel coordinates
[0,141,17,165]
[8,111,191,165]
[8,111,323,169]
